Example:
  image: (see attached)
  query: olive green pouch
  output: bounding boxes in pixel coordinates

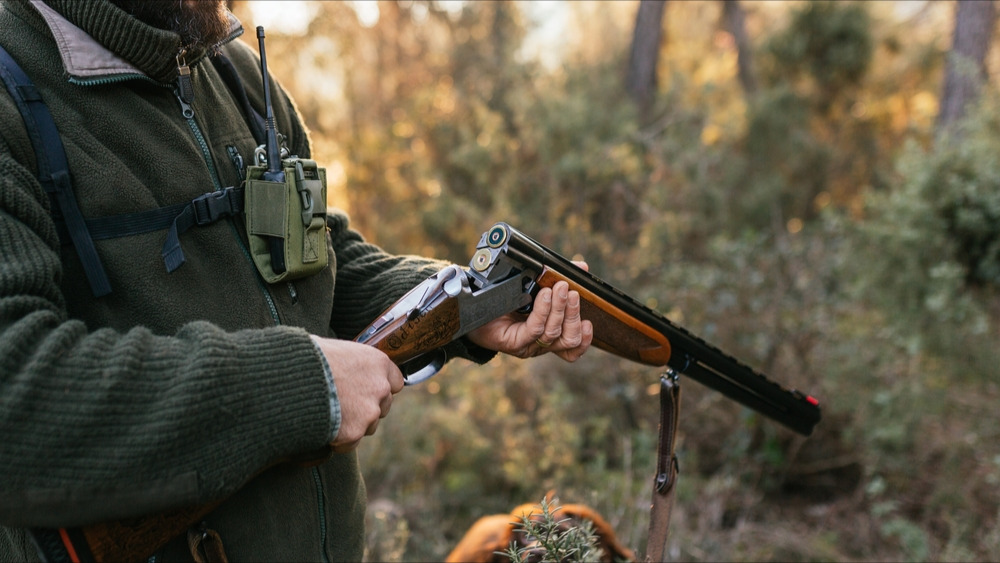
[245,158,328,283]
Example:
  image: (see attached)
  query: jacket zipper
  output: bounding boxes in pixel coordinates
[173,55,221,194]
[226,145,245,178]
[68,74,153,87]
[173,84,281,325]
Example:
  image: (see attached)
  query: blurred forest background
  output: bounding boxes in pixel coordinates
[230,1,1000,561]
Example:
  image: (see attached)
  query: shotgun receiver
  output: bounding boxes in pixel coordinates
[358,222,821,435]
[30,222,820,562]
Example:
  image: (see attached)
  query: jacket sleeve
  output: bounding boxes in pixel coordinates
[0,140,335,528]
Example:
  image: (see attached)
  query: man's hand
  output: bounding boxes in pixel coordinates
[310,336,404,452]
[466,262,593,363]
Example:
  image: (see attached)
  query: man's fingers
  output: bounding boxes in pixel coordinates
[525,286,554,340]
[540,282,569,344]
[557,290,584,348]
[380,392,393,418]
[389,370,405,394]
[312,336,405,450]
[556,319,593,362]
[463,275,594,363]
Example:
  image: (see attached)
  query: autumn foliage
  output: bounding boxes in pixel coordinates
[235,2,999,561]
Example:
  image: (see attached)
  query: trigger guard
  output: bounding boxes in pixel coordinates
[402,349,447,385]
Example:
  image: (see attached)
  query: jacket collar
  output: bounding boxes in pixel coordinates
[30,0,242,85]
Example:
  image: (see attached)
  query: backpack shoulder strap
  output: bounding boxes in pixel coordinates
[210,53,266,146]
[0,43,112,297]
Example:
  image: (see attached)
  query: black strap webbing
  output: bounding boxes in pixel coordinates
[50,185,245,275]
[210,54,267,147]
[162,186,244,272]
[0,44,112,297]
[53,201,188,244]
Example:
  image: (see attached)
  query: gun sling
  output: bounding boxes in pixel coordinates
[645,373,681,562]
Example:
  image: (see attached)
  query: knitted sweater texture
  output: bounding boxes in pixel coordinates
[0,0,483,560]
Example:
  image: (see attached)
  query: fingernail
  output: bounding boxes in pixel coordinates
[542,290,552,302]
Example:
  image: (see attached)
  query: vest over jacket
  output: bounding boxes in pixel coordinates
[0,0,490,559]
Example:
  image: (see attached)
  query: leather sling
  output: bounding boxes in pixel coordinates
[645,372,681,562]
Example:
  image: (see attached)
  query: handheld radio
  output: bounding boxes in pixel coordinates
[243,27,329,283]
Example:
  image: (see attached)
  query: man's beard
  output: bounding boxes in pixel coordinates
[110,0,232,52]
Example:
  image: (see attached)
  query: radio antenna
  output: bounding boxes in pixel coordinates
[255,26,287,275]
[257,26,283,181]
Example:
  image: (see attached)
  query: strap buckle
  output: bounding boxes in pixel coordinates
[654,455,680,493]
[162,187,244,273]
[191,187,240,225]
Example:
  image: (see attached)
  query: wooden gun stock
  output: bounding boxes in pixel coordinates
[362,297,462,365]
[535,267,672,366]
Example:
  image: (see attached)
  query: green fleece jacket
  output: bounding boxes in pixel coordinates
[0,0,488,560]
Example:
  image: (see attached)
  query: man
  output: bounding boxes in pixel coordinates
[0,0,592,560]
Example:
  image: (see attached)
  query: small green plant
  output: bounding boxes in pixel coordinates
[501,497,605,563]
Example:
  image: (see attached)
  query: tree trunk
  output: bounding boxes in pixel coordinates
[489,2,520,137]
[626,0,667,120]
[936,0,996,142]
[722,0,757,95]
